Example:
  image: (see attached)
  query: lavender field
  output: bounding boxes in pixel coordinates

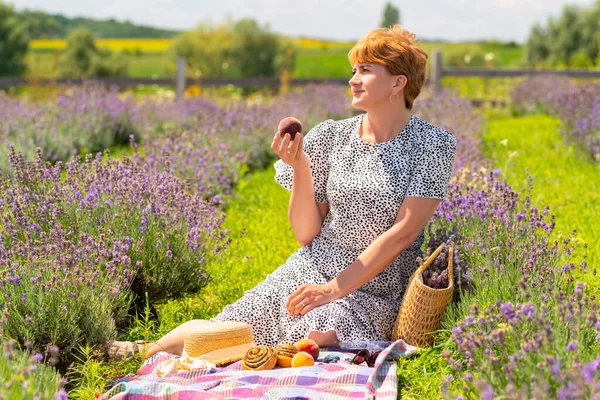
[0,82,599,399]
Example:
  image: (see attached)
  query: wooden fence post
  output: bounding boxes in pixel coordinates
[431,50,442,91]
[175,57,186,100]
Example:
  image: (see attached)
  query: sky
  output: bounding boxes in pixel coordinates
[8,0,596,43]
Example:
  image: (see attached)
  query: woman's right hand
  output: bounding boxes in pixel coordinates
[271,130,308,169]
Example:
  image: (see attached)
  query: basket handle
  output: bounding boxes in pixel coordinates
[448,242,454,287]
[409,241,455,288]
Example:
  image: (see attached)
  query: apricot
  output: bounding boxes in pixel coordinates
[291,351,314,367]
[278,117,302,141]
[294,338,320,361]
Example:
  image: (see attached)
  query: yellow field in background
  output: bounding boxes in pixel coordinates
[292,38,355,49]
[30,37,356,52]
[30,38,172,52]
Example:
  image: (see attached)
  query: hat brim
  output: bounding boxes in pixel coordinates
[194,340,257,364]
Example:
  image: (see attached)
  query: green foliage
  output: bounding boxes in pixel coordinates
[0,2,29,77]
[66,344,140,399]
[483,113,599,283]
[16,8,179,39]
[230,18,282,77]
[380,2,401,28]
[526,3,600,67]
[57,27,128,78]
[442,76,525,103]
[0,340,64,399]
[170,17,297,78]
[570,50,594,68]
[17,9,61,39]
[170,19,235,78]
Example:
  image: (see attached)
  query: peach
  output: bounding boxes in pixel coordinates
[278,117,302,141]
[294,338,320,361]
[291,351,314,368]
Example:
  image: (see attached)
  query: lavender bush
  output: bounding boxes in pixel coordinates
[135,84,352,199]
[510,76,600,161]
[425,166,600,398]
[0,340,65,399]
[0,83,138,170]
[0,144,230,362]
[510,74,578,115]
[414,88,484,170]
[445,286,599,398]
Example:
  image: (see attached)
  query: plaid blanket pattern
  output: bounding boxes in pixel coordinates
[101,339,418,400]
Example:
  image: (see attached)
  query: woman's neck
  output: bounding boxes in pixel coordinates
[360,110,412,144]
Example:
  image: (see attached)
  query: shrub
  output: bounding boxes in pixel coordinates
[427,168,600,398]
[0,145,231,363]
[0,2,28,77]
[0,340,64,399]
[57,27,127,78]
[0,82,139,169]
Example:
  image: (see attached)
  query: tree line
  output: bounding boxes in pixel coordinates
[4,1,600,79]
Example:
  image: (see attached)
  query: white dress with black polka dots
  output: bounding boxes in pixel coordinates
[211,113,457,346]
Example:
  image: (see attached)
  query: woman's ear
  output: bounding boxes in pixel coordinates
[394,75,408,92]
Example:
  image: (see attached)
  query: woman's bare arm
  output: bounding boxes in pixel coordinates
[272,130,326,246]
[288,160,326,246]
[328,196,441,298]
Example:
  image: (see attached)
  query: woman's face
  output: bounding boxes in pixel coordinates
[348,63,405,110]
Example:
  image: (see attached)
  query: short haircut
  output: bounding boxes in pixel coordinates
[348,24,428,110]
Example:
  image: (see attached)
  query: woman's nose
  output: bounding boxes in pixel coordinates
[349,76,360,86]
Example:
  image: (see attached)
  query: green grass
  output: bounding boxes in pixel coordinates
[24,52,175,78]
[67,162,301,397]
[135,162,301,336]
[294,48,354,78]
[483,113,600,286]
[23,41,526,79]
[62,108,599,398]
[126,53,174,78]
[113,161,455,399]
[441,76,525,103]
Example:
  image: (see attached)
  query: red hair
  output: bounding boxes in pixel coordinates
[348,24,428,110]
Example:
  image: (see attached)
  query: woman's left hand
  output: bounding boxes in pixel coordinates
[286,283,338,316]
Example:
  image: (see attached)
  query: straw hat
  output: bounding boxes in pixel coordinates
[156,321,256,377]
[182,321,256,365]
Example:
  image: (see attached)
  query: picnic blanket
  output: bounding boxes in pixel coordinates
[100,339,419,400]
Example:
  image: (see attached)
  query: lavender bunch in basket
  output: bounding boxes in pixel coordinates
[420,226,473,292]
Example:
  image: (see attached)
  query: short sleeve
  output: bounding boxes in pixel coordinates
[405,131,457,200]
[274,119,333,203]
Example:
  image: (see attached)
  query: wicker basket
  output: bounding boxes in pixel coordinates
[391,242,455,348]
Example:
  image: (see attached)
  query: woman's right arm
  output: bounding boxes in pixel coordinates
[288,160,327,246]
[272,120,333,246]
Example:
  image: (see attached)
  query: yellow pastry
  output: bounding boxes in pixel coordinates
[242,345,278,371]
[275,343,299,368]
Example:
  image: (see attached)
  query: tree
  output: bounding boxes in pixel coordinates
[170,18,237,78]
[171,17,298,79]
[18,9,62,39]
[57,27,127,78]
[230,18,281,77]
[380,2,401,28]
[525,2,600,68]
[0,2,29,77]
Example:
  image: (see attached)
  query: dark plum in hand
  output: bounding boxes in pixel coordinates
[278,117,303,141]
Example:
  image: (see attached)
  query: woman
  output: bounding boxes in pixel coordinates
[111,23,456,358]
